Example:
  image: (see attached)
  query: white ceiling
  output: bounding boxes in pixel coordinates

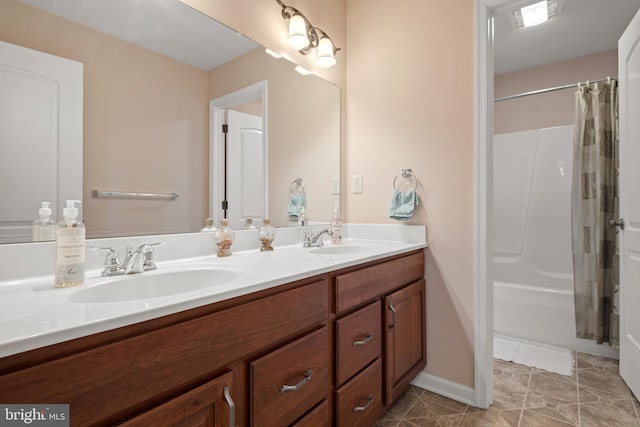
[494,0,640,74]
[20,0,259,71]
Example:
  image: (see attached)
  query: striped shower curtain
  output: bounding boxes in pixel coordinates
[571,79,619,347]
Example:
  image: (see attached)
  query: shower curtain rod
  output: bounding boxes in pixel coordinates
[494,77,617,102]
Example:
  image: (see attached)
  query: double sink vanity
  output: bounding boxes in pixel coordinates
[0,224,427,426]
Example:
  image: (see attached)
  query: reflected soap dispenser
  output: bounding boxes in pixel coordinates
[32,201,56,242]
[55,200,85,288]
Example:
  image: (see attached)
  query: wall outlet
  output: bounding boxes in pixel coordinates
[352,175,363,194]
[331,176,340,195]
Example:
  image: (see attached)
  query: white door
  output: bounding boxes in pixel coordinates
[226,109,265,229]
[0,41,83,243]
[618,8,640,400]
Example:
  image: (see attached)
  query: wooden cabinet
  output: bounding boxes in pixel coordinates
[0,278,328,426]
[384,279,427,405]
[119,371,235,427]
[0,249,426,427]
[332,250,426,426]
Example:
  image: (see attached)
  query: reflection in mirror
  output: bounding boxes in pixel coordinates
[0,0,340,243]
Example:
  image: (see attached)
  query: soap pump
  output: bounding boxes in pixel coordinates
[32,201,56,242]
[55,200,85,288]
[330,205,342,244]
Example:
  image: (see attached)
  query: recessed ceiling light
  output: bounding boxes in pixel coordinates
[512,0,561,28]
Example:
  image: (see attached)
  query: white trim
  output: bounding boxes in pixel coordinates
[209,81,268,224]
[412,372,476,407]
[474,0,495,409]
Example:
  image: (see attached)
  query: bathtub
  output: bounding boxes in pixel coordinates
[493,126,618,359]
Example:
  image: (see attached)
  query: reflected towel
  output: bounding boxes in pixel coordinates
[389,190,418,221]
[288,193,306,217]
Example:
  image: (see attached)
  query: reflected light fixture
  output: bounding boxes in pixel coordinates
[276,0,340,69]
[512,0,561,28]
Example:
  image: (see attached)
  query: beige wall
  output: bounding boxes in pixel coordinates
[187,0,477,389]
[1,0,210,237]
[495,50,618,134]
[346,0,476,386]
[208,48,340,226]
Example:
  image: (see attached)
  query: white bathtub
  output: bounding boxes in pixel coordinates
[493,126,618,359]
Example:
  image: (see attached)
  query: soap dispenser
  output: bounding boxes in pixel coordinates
[330,205,342,244]
[55,200,85,288]
[32,201,56,242]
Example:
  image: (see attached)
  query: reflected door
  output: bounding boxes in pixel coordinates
[226,110,265,229]
[0,41,83,243]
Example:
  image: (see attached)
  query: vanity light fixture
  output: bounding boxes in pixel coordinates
[511,0,561,28]
[276,0,340,69]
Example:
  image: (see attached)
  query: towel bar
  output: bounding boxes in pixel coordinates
[93,190,179,200]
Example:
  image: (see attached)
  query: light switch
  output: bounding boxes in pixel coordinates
[331,176,340,195]
[352,175,363,194]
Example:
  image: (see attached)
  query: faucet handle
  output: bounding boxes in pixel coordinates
[89,246,122,276]
[136,240,166,271]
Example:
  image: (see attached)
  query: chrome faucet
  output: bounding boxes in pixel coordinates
[90,241,165,276]
[303,229,332,248]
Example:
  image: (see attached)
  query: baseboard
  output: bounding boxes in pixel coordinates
[411,372,477,407]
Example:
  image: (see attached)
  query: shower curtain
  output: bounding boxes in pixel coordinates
[571,79,619,347]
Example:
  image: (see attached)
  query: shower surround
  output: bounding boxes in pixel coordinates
[493,125,618,358]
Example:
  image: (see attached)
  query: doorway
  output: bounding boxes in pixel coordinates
[209,81,268,229]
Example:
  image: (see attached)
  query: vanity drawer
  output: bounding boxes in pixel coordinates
[336,301,381,387]
[335,252,424,314]
[251,327,329,426]
[335,358,383,427]
[292,400,330,426]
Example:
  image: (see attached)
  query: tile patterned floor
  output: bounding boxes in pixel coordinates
[375,352,640,426]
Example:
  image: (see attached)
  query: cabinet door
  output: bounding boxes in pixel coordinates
[384,279,426,405]
[119,371,235,427]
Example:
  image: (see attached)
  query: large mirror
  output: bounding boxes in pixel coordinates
[0,0,340,243]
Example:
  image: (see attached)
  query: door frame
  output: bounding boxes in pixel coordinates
[209,80,268,224]
[474,0,505,409]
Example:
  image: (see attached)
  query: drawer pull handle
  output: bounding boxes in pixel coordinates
[389,303,397,330]
[223,385,235,427]
[352,333,373,347]
[280,369,312,394]
[353,394,374,413]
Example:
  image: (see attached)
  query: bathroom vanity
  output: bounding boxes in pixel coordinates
[0,225,426,426]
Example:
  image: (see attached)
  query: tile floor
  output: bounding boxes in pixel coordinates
[375,352,640,426]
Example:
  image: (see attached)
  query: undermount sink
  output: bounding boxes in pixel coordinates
[68,268,239,303]
[309,245,373,255]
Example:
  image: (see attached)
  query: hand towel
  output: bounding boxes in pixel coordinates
[288,193,306,218]
[389,190,418,221]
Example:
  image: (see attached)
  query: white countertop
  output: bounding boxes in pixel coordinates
[0,224,426,358]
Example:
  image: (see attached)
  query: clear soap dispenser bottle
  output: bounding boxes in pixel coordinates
[330,205,342,244]
[55,200,85,288]
[32,201,56,242]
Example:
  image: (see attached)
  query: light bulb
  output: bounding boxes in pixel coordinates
[288,14,309,51]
